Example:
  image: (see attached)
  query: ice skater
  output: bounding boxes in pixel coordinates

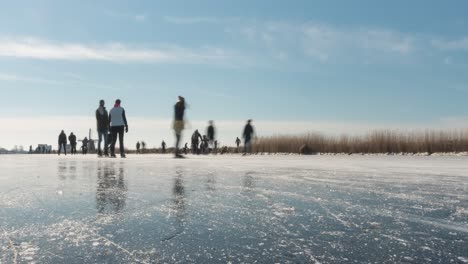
[235,137,241,152]
[184,143,188,155]
[173,96,186,158]
[58,130,67,155]
[161,140,167,154]
[191,129,202,154]
[109,99,129,158]
[242,119,255,155]
[68,132,77,154]
[96,99,109,157]
[207,120,216,150]
[81,137,89,155]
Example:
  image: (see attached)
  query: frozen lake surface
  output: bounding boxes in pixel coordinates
[1,154,467,263]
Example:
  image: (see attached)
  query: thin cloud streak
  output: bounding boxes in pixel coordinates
[0,37,233,64]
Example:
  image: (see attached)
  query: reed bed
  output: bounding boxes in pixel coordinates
[250,129,468,154]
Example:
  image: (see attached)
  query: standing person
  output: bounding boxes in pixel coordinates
[68,132,77,155]
[191,129,202,154]
[29,145,33,154]
[184,143,188,155]
[109,99,129,158]
[235,137,241,152]
[58,130,67,155]
[161,140,167,154]
[96,99,110,157]
[173,96,186,158]
[136,141,141,154]
[81,137,89,155]
[207,121,216,149]
[242,119,255,155]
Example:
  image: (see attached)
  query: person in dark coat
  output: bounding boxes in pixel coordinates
[68,132,77,155]
[136,141,141,154]
[184,143,188,155]
[207,120,215,149]
[96,100,109,157]
[173,96,186,158]
[81,137,89,155]
[242,119,255,155]
[58,130,67,155]
[191,129,202,154]
[161,140,167,154]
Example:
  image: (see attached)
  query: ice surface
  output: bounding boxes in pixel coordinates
[0,154,467,263]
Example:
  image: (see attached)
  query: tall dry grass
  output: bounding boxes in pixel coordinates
[250,129,468,154]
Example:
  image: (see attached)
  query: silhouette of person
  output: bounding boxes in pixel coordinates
[81,137,89,155]
[109,99,128,158]
[173,96,186,158]
[136,141,140,154]
[184,143,188,155]
[201,135,209,154]
[207,120,215,149]
[235,137,241,151]
[58,130,67,155]
[243,119,255,155]
[68,132,77,155]
[96,99,110,157]
[29,145,33,154]
[191,129,202,154]
[162,140,167,154]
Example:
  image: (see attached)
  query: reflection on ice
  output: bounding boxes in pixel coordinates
[0,154,467,263]
[96,163,127,214]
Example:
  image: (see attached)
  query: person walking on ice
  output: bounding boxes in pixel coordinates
[109,99,129,158]
[242,119,255,155]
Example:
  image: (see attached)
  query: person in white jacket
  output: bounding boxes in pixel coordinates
[109,99,128,158]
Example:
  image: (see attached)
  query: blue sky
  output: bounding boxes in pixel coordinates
[1,0,468,149]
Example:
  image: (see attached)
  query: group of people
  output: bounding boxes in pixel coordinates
[57,131,83,155]
[56,96,255,158]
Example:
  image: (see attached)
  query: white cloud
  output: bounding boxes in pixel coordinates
[0,37,232,64]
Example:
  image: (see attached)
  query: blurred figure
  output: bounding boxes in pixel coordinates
[68,132,77,155]
[235,137,241,152]
[184,143,188,155]
[191,129,202,154]
[201,135,209,154]
[242,119,255,155]
[58,130,67,155]
[207,120,216,149]
[81,137,89,155]
[173,96,186,158]
[109,99,129,158]
[29,145,33,154]
[136,141,141,154]
[161,140,167,154]
[96,99,109,157]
